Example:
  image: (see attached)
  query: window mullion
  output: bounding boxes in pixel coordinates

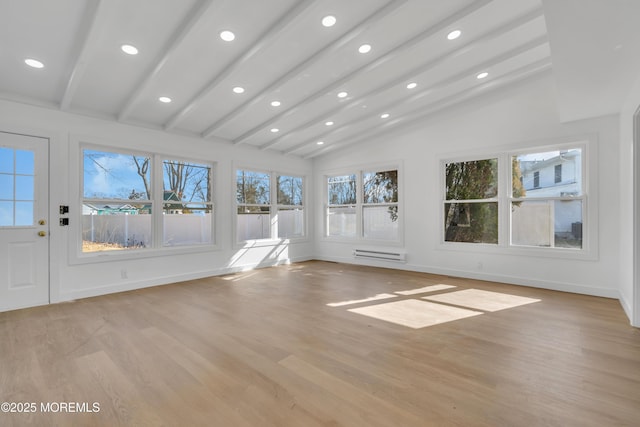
[357,171,363,238]
[153,155,163,248]
[271,171,277,240]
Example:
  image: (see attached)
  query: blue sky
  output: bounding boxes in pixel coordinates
[83,150,148,199]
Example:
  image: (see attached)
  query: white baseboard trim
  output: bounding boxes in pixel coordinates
[56,255,313,303]
[619,292,634,325]
[314,255,620,299]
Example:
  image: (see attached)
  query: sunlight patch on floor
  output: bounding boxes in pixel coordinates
[348,300,482,329]
[327,293,397,307]
[395,284,456,295]
[423,289,540,312]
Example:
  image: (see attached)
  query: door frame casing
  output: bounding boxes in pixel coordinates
[0,123,64,308]
[633,106,640,327]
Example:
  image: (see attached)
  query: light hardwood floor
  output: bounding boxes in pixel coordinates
[1,261,639,426]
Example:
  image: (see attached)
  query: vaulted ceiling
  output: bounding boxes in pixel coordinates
[1,1,637,158]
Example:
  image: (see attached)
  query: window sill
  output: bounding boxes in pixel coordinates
[437,241,597,261]
[233,236,309,250]
[70,243,220,265]
[321,236,404,247]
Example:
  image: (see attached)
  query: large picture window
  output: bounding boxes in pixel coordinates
[236,169,305,242]
[326,167,400,241]
[442,143,586,252]
[82,148,214,253]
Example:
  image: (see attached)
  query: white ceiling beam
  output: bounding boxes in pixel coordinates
[231,0,494,146]
[164,0,318,131]
[200,0,408,139]
[263,7,544,151]
[285,35,548,155]
[303,58,552,159]
[117,0,216,122]
[59,0,104,110]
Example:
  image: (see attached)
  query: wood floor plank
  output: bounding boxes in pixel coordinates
[1,260,639,426]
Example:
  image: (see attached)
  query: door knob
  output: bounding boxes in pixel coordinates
[38,231,47,237]
[39,219,46,225]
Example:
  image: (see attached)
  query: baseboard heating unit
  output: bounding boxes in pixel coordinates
[353,249,406,262]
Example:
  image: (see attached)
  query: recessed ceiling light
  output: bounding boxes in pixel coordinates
[447,30,462,40]
[233,86,245,94]
[337,91,348,98]
[358,44,372,54]
[121,44,138,55]
[220,30,235,42]
[380,113,390,119]
[476,72,489,79]
[317,141,324,145]
[158,96,172,103]
[325,121,334,126]
[24,58,44,69]
[406,82,417,89]
[270,128,279,133]
[270,100,281,107]
[322,15,336,27]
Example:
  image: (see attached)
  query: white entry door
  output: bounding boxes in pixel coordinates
[0,132,49,312]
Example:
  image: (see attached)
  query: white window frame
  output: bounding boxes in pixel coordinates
[509,142,587,251]
[442,155,500,246]
[323,163,403,245]
[276,174,305,240]
[439,138,597,260]
[73,143,216,263]
[234,166,307,246]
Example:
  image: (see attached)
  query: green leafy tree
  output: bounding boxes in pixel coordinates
[511,157,526,209]
[445,159,498,243]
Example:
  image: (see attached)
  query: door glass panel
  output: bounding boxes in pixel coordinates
[0,175,13,199]
[15,201,33,226]
[0,201,12,226]
[0,147,13,173]
[0,147,36,227]
[16,176,34,200]
[16,150,34,174]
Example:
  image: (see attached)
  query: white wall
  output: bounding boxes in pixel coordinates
[314,71,622,300]
[0,100,314,303]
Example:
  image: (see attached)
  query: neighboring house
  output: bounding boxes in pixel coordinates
[162,190,184,214]
[136,190,185,215]
[82,203,139,215]
[519,150,581,198]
